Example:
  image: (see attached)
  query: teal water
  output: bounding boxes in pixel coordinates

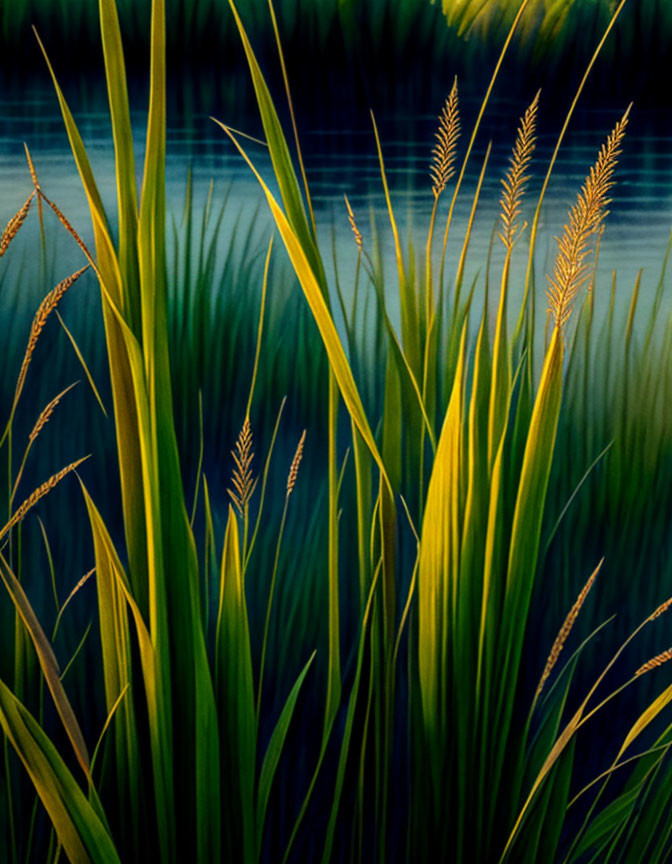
[2,86,672,336]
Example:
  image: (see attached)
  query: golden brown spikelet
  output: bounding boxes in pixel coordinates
[24,143,45,227]
[63,567,96,606]
[344,195,363,251]
[500,90,540,250]
[635,648,672,677]
[14,267,90,403]
[287,430,306,497]
[28,382,79,446]
[38,191,98,275]
[430,77,460,199]
[0,456,89,543]
[547,106,631,329]
[24,143,41,192]
[647,597,672,622]
[228,418,255,514]
[0,192,35,259]
[535,559,602,701]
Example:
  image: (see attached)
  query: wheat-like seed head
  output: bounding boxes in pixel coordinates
[535,560,602,701]
[24,143,41,192]
[344,195,363,251]
[0,192,35,259]
[547,106,631,329]
[287,430,306,497]
[430,77,460,199]
[38,191,98,275]
[228,418,255,514]
[66,567,96,604]
[500,90,540,250]
[647,597,672,622]
[14,267,89,404]
[24,143,45,226]
[0,456,89,543]
[29,383,78,446]
[636,648,672,677]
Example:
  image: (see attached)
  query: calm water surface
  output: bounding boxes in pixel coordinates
[2,85,672,336]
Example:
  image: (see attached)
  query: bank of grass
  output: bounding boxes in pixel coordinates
[2,0,672,862]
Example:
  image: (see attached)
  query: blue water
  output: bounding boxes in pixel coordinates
[2,84,672,340]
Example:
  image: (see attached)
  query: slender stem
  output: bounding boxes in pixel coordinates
[256,496,289,726]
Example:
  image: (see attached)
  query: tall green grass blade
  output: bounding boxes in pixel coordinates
[0,553,90,779]
[214,123,391,492]
[99,0,140,333]
[0,680,120,864]
[216,507,255,863]
[255,651,316,856]
[80,483,175,862]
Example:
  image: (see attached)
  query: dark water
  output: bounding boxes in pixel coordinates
[2,83,672,336]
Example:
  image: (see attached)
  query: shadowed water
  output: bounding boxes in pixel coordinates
[2,85,672,339]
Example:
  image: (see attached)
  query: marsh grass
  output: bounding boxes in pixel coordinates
[2,0,672,862]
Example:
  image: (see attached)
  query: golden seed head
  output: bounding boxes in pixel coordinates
[500,90,540,250]
[547,105,631,329]
[287,430,306,497]
[0,456,89,543]
[636,648,672,677]
[40,191,98,274]
[228,417,255,514]
[28,383,78,446]
[344,195,363,251]
[648,597,672,622]
[430,77,460,199]
[535,560,602,701]
[0,192,35,259]
[24,143,41,192]
[14,267,89,404]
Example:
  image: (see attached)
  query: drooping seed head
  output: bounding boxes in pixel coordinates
[636,647,672,677]
[0,192,35,259]
[14,267,89,405]
[0,456,90,543]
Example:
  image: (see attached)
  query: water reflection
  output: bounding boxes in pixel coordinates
[2,85,671,339]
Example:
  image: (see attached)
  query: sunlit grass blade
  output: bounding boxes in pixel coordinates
[0,680,121,864]
[216,506,255,863]
[255,651,316,857]
[0,553,90,779]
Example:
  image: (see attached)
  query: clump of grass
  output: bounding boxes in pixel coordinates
[5,1,672,863]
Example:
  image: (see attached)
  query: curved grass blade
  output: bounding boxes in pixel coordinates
[255,651,316,856]
[0,553,90,778]
[0,679,120,864]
